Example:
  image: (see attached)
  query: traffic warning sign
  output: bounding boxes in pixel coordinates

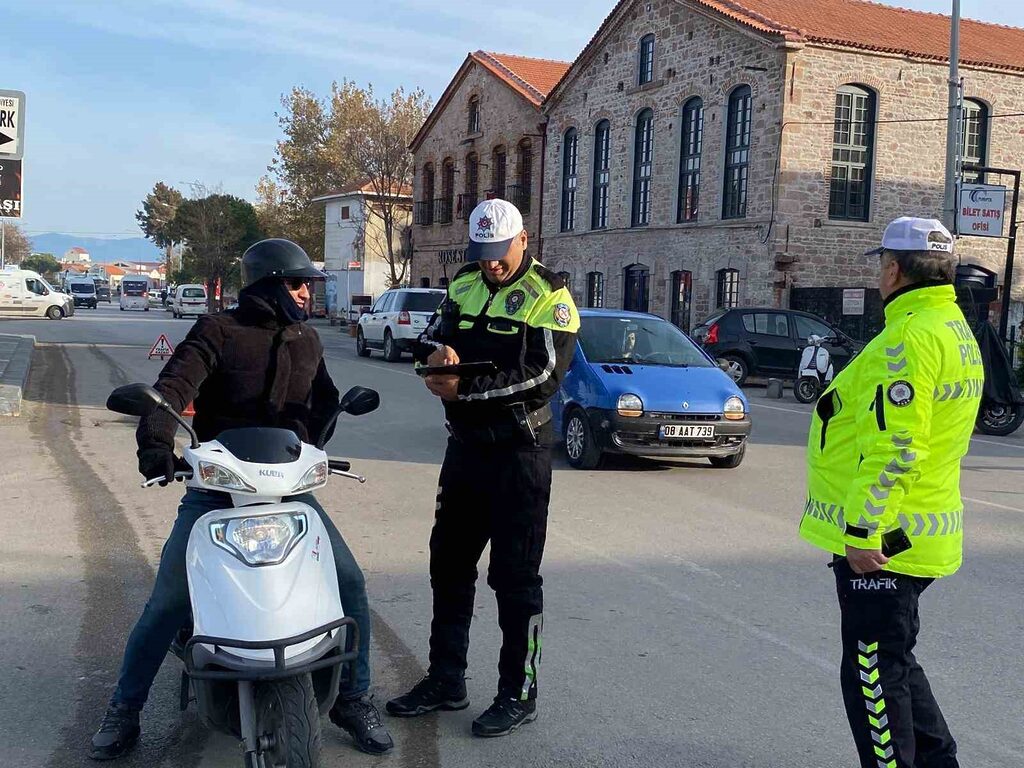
[149,334,175,360]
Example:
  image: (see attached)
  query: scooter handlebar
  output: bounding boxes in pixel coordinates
[141,470,194,489]
[327,458,351,473]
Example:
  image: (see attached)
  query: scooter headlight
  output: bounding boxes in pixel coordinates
[210,513,308,566]
[292,461,328,493]
[724,395,746,421]
[198,461,256,493]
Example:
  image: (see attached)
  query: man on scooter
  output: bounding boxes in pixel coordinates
[90,239,393,760]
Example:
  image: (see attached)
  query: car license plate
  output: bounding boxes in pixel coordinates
[660,424,715,439]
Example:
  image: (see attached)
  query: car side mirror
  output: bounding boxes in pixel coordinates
[106,383,169,417]
[340,386,380,416]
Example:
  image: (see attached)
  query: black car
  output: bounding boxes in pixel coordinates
[692,307,862,385]
[94,283,112,302]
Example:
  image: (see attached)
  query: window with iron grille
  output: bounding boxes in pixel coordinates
[586,271,604,308]
[678,97,703,223]
[962,99,988,184]
[828,85,875,221]
[638,34,655,86]
[468,96,481,134]
[592,120,611,229]
[492,146,507,196]
[623,263,650,312]
[722,86,751,220]
[670,270,693,332]
[715,268,739,309]
[513,139,533,214]
[632,109,654,227]
[438,159,455,224]
[561,128,578,232]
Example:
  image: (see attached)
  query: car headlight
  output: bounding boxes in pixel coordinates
[724,395,746,421]
[617,393,644,417]
[198,461,256,493]
[210,513,307,566]
[293,461,327,493]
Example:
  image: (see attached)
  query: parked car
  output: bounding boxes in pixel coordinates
[171,283,208,319]
[67,277,98,309]
[93,280,112,303]
[692,307,862,385]
[553,309,751,470]
[356,288,446,361]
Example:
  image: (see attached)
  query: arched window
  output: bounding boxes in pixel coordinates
[716,268,739,309]
[586,271,605,308]
[632,109,654,227]
[623,263,650,312]
[962,99,989,184]
[439,158,455,224]
[592,120,611,229]
[460,153,479,220]
[491,145,507,196]
[468,96,481,134]
[722,86,752,219]
[638,34,655,86]
[561,128,579,232]
[829,84,876,221]
[514,138,533,214]
[678,97,703,222]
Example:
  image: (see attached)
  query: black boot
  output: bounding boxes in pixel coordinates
[471,696,537,737]
[89,703,140,760]
[385,676,469,717]
[329,696,394,755]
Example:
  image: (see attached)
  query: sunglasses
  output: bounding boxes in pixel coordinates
[284,277,311,290]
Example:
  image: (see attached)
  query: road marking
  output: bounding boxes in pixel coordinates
[37,342,153,349]
[963,496,1024,514]
[970,436,1024,451]
[751,402,810,415]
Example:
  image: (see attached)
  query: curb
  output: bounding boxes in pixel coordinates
[0,333,36,417]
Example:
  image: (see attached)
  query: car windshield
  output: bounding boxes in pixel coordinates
[70,283,94,293]
[182,288,205,298]
[579,316,712,368]
[399,292,444,312]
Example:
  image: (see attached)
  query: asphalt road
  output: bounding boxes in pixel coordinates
[1,305,1022,768]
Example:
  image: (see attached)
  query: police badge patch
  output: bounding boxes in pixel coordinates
[887,380,915,407]
[505,289,526,315]
[553,303,572,328]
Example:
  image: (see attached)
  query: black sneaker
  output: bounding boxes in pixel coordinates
[89,703,140,761]
[471,696,537,738]
[329,696,394,755]
[385,676,469,718]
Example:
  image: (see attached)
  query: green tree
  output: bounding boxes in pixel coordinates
[19,252,61,276]
[136,182,184,272]
[172,192,262,311]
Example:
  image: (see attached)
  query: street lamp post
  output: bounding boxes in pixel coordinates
[942,0,962,231]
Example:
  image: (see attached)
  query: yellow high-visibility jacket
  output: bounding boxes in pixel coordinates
[800,283,983,577]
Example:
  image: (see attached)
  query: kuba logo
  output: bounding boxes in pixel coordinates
[258,469,285,478]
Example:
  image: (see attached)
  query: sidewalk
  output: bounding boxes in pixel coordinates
[0,333,34,416]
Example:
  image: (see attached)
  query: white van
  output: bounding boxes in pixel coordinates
[171,284,208,319]
[67,277,99,309]
[0,268,75,319]
[119,277,151,311]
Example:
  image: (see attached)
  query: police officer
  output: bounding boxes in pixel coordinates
[386,199,579,737]
[800,218,982,768]
[90,240,393,760]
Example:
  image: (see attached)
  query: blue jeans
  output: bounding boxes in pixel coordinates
[113,489,371,709]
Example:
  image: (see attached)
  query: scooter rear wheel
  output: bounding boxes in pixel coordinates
[976,402,1024,436]
[252,674,321,768]
[794,376,820,404]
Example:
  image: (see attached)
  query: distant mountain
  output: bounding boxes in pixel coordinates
[30,233,163,264]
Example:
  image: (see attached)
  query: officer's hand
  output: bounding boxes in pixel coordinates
[139,448,185,487]
[425,374,460,402]
[427,346,460,367]
[845,545,889,575]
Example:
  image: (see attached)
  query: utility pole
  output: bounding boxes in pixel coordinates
[1,219,6,270]
[942,0,962,230]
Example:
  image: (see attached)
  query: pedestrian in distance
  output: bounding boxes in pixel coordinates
[386,199,579,737]
[89,239,393,760]
[799,217,982,768]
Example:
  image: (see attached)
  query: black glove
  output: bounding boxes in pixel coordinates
[138,448,187,486]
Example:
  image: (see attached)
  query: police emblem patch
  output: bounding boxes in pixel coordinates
[553,303,572,328]
[505,289,526,315]
[887,380,915,407]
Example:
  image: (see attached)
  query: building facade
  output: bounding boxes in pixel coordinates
[410,51,570,288]
[541,0,1024,335]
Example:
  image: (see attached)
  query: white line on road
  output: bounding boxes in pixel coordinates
[37,342,152,349]
[963,496,1024,514]
[751,402,809,415]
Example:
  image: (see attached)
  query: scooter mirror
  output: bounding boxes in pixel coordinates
[339,386,380,417]
[106,383,170,417]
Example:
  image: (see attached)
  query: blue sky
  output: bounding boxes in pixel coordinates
[6,0,1023,240]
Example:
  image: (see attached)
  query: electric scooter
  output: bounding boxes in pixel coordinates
[794,334,834,403]
[106,383,379,768]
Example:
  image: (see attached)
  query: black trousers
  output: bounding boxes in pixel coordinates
[833,559,959,768]
[427,432,550,700]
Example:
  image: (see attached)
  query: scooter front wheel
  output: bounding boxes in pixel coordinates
[794,376,821,404]
[252,674,321,768]
[976,402,1024,436]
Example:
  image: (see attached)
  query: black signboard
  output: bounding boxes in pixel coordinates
[0,159,22,218]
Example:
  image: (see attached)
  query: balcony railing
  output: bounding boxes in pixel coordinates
[503,184,532,215]
[457,193,479,221]
[413,200,434,226]
[434,197,453,225]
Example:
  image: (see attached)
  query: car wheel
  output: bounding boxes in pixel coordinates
[720,355,749,386]
[794,376,820,404]
[564,409,602,470]
[383,330,401,362]
[709,443,746,469]
[46,305,64,320]
[356,328,371,357]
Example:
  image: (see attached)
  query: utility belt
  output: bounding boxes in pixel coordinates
[446,403,552,446]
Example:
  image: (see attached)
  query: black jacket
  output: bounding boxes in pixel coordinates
[137,293,340,453]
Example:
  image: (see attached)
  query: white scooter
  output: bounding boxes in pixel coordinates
[794,334,835,403]
[106,382,379,768]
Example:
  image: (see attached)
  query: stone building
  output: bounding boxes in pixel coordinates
[409,51,570,288]
[541,0,1024,336]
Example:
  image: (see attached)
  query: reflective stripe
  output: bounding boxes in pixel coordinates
[933,378,984,400]
[857,641,897,768]
[521,614,543,701]
[898,509,963,536]
[802,496,846,529]
[459,328,556,402]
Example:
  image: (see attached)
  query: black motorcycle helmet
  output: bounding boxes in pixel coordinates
[240,239,327,288]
